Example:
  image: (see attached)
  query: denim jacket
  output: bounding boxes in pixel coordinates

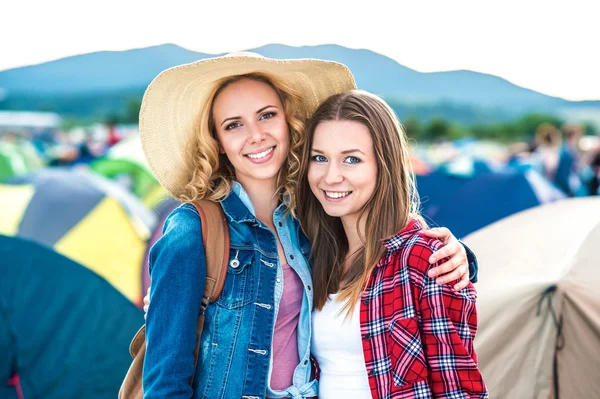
[143,183,318,399]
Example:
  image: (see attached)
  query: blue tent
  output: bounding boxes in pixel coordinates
[427,169,566,237]
[416,170,472,217]
[0,235,144,399]
[417,156,506,218]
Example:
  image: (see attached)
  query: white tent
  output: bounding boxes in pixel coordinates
[464,197,600,398]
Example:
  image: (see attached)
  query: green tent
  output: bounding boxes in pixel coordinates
[90,134,168,208]
[14,141,44,171]
[0,143,28,182]
[90,158,157,200]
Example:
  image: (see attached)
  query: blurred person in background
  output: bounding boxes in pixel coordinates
[532,123,567,190]
[106,120,121,147]
[74,134,105,165]
[561,123,584,162]
[555,123,585,196]
[588,141,600,195]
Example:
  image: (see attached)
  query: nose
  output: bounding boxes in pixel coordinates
[324,163,344,185]
[247,121,266,144]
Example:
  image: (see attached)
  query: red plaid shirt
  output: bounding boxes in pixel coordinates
[359,219,488,398]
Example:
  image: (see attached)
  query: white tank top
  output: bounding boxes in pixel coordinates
[311,293,371,399]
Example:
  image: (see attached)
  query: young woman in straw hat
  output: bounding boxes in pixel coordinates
[297,90,488,398]
[140,53,478,399]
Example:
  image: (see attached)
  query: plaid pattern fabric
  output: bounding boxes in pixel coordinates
[359,219,488,398]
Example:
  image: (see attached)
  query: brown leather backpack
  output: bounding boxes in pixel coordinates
[119,201,230,399]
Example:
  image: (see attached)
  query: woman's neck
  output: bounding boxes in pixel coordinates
[340,215,366,272]
[237,177,279,222]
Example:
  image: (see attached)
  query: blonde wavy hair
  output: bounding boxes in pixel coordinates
[179,72,307,212]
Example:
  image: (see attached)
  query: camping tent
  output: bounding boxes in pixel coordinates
[0,142,29,182]
[427,169,565,237]
[90,158,158,201]
[463,197,600,398]
[416,170,471,216]
[0,235,144,399]
[96,134,168,208]
[0,168,157,304]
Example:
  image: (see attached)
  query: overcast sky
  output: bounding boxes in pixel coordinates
[3,0,598,101]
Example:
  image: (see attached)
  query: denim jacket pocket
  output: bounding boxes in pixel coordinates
[387,316,428,387]
[216,249,256,309]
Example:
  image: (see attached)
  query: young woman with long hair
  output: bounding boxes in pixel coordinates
[297,91,488,398]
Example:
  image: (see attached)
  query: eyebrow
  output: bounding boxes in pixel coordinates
[311,148,366,155]
[220,105,278,127]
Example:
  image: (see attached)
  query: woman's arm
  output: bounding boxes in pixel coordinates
[422,227,479,290]
[414,242,488,398]
[143,206,206,398]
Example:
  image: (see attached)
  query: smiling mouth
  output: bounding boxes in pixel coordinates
[323,190,352,199]
[245,146,275,159]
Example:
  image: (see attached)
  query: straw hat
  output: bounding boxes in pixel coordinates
[139,52,357,199]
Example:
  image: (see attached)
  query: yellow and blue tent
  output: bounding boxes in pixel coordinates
[0,168,157,305]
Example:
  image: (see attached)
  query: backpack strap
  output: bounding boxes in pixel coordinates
[189,200,229,385]
[124,200,229,394]
[192,200,230,310]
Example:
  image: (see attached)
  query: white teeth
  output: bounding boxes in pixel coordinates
[247,147,274,159]
[325,191,351,199]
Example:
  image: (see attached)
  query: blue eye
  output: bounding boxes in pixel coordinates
[260,111,276,120]
[310,155,327,163]
[225,121,242,131]
[344,156,361,164]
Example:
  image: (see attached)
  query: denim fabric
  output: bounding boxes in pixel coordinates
[461,241,479,284]
[143,183,317,399]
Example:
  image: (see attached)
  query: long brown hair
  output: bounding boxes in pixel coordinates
[297,90,423,314]
[180,72,306,213]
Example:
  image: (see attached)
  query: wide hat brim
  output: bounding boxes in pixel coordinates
[139,53,357,200]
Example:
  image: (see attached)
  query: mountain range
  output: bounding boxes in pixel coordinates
[0,43,598,124]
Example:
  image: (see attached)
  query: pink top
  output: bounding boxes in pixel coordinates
[268,263,304,395]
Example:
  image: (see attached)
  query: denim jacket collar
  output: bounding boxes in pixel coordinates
[221,181,290,224]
